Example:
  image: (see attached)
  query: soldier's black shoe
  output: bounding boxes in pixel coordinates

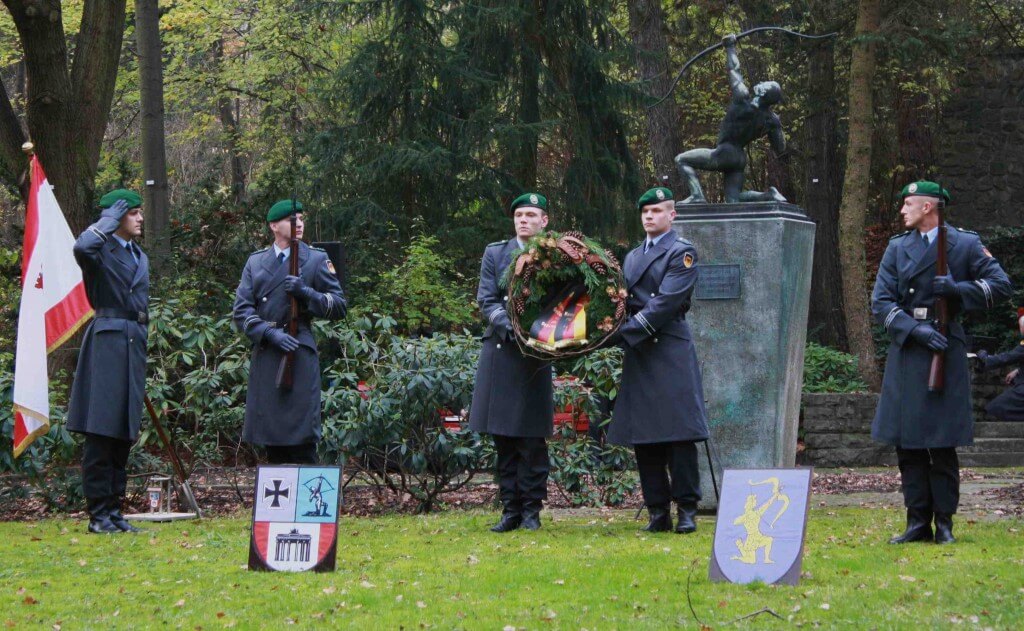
[108,499,143,533]
[889,509,933,544]
[934,513,956,544]
[85,497,120,534]
[675,505,697,534]
[521,509,541,531]
[643,506,672,533]
[490,513,522,533]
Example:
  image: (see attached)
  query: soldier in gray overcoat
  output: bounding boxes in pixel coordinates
[975,309,1024,422]
[233,200,346,464]
[608,186,710,534]
[469,193,554,532]
[68,189,150,534]
[872,181,1012,545]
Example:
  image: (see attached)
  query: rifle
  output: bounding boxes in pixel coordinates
[275,210,299,390]
[928,187,948,392]
[143,395,202,516]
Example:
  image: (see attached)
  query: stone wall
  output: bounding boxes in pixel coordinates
[939,53,1024,229]
[800,372,1024,468]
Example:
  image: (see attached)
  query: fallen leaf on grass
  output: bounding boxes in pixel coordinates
[899,575,917,582]
[322,586,336,595]
[540,609,557,621]
[360,581,375,588]
[553,580,564,585]
[23,596,38,605]
[216,613,225,618]
[416,601,426,609]
[78,560,87,567]
[175,600,186,607]
[820,603,830,610]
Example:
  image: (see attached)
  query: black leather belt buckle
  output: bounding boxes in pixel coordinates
[137,311,148,324]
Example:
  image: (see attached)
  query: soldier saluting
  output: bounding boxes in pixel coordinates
[607,186,710,534]
[469,193,554,532]
[68,190,150,534]
[872,181,1011,544]
[233,200,346,465]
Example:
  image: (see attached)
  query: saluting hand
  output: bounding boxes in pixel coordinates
[265,328,300,353]
[932,274,960,299]
[910,323,948,352]
[101,199,130,222]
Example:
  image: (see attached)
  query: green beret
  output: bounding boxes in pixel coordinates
[98,189,142,209]
[900,181,950,202]
[267,199,303,222]
[637,186,673,210]
[509,192,547,214]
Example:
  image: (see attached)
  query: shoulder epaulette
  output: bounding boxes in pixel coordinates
[250,247,269,256]
[487,239,509,248]
[677,237,693,246]
[955,227,978,236]
[309,245,326,252]
[889,230,911,241]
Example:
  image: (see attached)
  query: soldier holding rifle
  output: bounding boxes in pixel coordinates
[233,200,346,464]
[871,181,1011,545]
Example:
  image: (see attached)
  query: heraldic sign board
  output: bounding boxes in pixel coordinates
[709,468,812,585]
[248,465,341,572]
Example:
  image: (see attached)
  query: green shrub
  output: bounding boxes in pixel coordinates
[803,342,869,393]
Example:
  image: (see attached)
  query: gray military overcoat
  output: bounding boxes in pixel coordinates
[981,341,1024,422]
[468,239,554,438]
[233,241,346,446]
[67,216,150,442]
[608,235,710,446]
[871,226,1012,448]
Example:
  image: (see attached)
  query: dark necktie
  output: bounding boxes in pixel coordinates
[126,242,139,264]
[277,252,286,266]
[921,232,929,247]
[644,240,652,254]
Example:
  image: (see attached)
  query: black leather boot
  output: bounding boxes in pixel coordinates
[107,497,143,533]
[643,505,672,532]
[675,505,697,534]
[86,497,120,534]
[521,502,542,531]
[934,513,955,544]
[888,509,933,544]
[490,511,522,533]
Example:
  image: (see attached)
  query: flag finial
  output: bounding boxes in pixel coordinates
[21,141,34,155]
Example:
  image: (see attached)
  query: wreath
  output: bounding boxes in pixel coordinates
[502,230,626,360]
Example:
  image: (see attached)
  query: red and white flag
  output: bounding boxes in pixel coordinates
[12,156,93,457]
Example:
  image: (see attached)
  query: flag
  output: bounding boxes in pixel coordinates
[12,156,93,457]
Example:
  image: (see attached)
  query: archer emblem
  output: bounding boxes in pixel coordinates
[731,476,790,564]
[302,474,336,518]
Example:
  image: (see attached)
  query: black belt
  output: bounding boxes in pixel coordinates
[95,308,148,324]
[902,307,933,321]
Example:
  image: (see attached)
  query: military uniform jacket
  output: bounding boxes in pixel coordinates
[67,216,150,442]
[468,239,553,438]
[981,340,1024,422]
[232,241,346,446]
[871,226,1012,448]
[608,234,710,446]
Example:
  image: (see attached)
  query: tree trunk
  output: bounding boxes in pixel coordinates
[626,0,684,190]
[500,0,540,191]
[0,81,28,194]
[213,37,247,205]
[803,38,847,349]
[838,0,881,388]
[136,0,170,272]
[0,0,126,234]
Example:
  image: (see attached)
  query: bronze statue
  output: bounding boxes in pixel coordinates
[674,34,786,204]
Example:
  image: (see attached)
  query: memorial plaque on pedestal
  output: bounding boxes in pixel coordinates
[248,465,341,572]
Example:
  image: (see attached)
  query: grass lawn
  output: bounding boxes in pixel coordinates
[1,507,1022,629]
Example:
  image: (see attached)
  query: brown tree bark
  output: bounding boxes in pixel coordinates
[1,0,127,234]
[838,0,881,388]
[499,0,540,191]
[136,0,170,271]
[803,37,848,349]
[0,80,28,194]
[626,0,684,190]
[213,37,248,205]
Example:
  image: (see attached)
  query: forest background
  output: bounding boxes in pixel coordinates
[0,0,1022,504]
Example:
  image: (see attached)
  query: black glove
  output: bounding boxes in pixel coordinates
[100,199,130,222]
[932,274,960,299]
[283,275,315,301]
[909,323,948,352]
[976,349,990,363]
[973,350,990,373]
[265,328,300,352]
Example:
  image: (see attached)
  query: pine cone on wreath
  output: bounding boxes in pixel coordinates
[512,295,526,315]
[615,300,626,320]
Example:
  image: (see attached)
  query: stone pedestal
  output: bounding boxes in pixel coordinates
[673,201,815,509]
